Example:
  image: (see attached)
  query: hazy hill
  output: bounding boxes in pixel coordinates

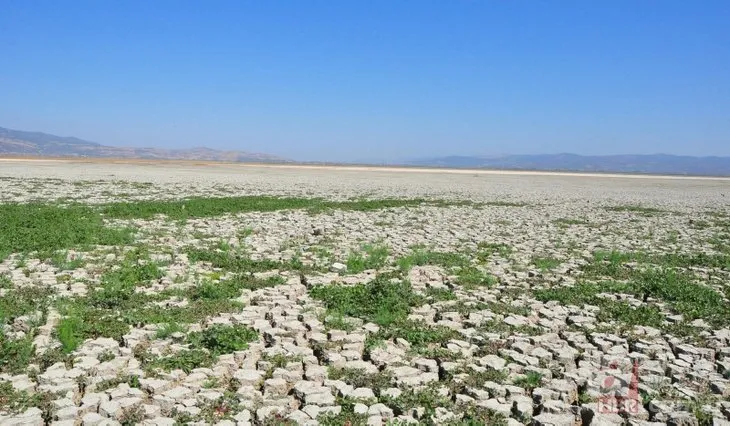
[0,126,286,162]
[3,126,729,176]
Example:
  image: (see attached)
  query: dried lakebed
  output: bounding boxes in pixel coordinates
[0,163,729,425]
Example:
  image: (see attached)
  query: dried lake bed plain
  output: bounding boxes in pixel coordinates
[1,159,730,426]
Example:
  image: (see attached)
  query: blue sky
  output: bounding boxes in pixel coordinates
[1,1,728,161]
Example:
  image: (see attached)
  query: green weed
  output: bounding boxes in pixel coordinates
[188,324,258,355]
[477,242,512,259]
[0,274,11,289]
[532,256,561,271]
[605,205,667,216]
[155,322,187,339]
[454,266,497,289]
[144,349,215,374]
[0,331,35,374]
[310,276,422,326]
[0,381,53,415]
[327,367,392,391]
[554,218,590,226]
[397,249,471,273]
[0,287,54,325]
[513,371,544,391]
[49,251,85,271]
[345,244,389,274]
[0,203,133,261]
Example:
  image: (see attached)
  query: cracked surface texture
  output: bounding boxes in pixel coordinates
[1,160,729,426]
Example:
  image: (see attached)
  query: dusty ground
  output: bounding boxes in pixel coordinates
[0,160,729,425]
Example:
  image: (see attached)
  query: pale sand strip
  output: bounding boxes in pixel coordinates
[0,157,728,181]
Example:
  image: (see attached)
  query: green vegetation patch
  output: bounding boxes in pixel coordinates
[536,259,730,329]
[310,275,422,326]
[99,196,448,220]
[0,381,53,416]
[476,242,512,259]
[55,248,250,352]
[187,324,258,355]
[345,243,389,274]
[144,349,216,374]
[554,217,590,226]
[484,201,529,207]
[380,386,452,423]
[0,332,35,374]
[327,367,393,391]
[0,286,54,325]
[0,203,133,261]
[375,320,461,348]
[397,249,471,272]
[532,256,561,271]
[605,205,667,216]
[0,196,469,260]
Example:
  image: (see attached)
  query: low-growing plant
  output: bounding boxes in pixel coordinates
[188,324,258,355]
[0,287,54,325]
[397,249,471,273]
[97,350,116,362]
[327,367,392,391]
[484,200,528,207]
[310,275,422,326]
[49,250,85,271]
[345,243,389,274]
[424,287,457,301]
[119,405,146,426]
[605,205,666,216]
[375,320,460,347]
[155,322,187,339]
[381,386,452,422]
[450,406,508,426]
[95,374,141,392]
[0,331,35,374]
[532,256,561,271]
[0,381,53,415]
[0,273,12,289]
[144,349,216,373]
[0,202,133,261]
[513,371,544,391]
[454,266,497,289]
[57,316,83,353]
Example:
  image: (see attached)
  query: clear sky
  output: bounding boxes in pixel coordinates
[1,1,728,161]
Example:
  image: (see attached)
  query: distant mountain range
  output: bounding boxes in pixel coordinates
[0,126,286,163]
[2,126,729,176]
[403,154,730,176]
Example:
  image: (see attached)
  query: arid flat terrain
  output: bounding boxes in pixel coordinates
[1,159,729,425]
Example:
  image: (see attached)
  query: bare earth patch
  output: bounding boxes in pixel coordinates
[1,160,729,425]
